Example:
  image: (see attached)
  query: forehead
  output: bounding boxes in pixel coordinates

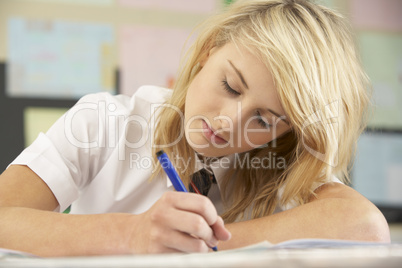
[214,43,272,84]
[213,43,286,115]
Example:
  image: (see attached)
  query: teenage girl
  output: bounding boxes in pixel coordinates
[0,0,390,256]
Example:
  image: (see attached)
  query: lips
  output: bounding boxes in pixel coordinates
[202,120,228,145]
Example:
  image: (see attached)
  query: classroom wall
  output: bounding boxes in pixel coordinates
[2,0,401,166]
[0,0,222,170]
[0,0,402,240]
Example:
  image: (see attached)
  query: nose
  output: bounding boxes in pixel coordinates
[217,101,244,131]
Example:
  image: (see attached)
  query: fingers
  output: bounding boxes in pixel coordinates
[211,216,232,242]
[150,226,210,253]
[151,205,218,249]
[161,192,219,226]
[157,192,231,248]
[135,192,231,254]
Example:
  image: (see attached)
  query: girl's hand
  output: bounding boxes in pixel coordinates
[129,191,231,254]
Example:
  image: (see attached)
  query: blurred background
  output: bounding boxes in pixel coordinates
[0,0,401,242]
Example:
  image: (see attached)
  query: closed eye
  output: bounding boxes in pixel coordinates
[222,80,240,96]
[256,111,271,129]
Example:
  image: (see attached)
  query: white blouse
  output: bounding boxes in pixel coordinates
[10,85,341,217]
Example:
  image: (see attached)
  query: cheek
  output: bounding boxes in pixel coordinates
[185,88,203,118]
[242,126,289,149]
[241,132,273,148]
[188,66,220,100]
[184,84,210,126]
[186,82,218,115]
[240,125,287,149]
[185,81,200,112]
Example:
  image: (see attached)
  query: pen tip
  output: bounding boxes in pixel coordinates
[156,150,165,157]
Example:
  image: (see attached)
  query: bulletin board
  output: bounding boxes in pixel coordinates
[0,0,223,171]
[0,0,401,193]
[350,0,402,129]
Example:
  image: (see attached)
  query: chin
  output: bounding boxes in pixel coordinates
[191,146,232,158]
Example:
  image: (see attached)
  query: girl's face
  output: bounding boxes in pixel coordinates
[184,43,291,157]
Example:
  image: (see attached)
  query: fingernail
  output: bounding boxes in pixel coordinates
[208,237,218,247]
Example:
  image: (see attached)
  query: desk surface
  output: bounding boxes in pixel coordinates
[1,243,402,268]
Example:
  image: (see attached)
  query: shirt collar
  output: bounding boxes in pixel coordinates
[165,154,235,189]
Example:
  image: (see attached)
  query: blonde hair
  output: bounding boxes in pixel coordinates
[152,0,370,223]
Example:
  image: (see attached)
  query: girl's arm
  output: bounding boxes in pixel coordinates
[220,182,391,250]
[0,165,132,256]
[0,165,230,256]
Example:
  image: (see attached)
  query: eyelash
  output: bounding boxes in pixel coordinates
[256,111,271,129]
[222,80,271,129]
[222,80,240,96]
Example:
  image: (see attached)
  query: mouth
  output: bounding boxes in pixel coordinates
[202,120,229,145]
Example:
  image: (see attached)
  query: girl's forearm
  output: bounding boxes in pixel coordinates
[0,207,135,257]
[220,185,390,250]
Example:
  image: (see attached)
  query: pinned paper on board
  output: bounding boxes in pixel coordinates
[24,107,69,147]
[118,25,193,96]
[118,0,216,13]
[11,0,114,5]
[317,0,335,8]
[350,0,402,31]
[358,32,402,128]
[7,18,115,99]
[223,0,236,6]
[353,132,402,207]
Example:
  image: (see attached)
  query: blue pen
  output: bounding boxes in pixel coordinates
[156,150,218,252]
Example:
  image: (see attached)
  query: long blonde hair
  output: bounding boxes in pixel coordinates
[152,0,370,223]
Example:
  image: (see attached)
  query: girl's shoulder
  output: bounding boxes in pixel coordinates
[133,85,173,103]
[76,85,172,106]
[127,86,173,117]
[276,175,343,212]
[72,85,173,118]
[121,85,173,114]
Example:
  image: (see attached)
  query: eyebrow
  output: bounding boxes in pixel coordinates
[228,60,248,89]
[228,60,290,126]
